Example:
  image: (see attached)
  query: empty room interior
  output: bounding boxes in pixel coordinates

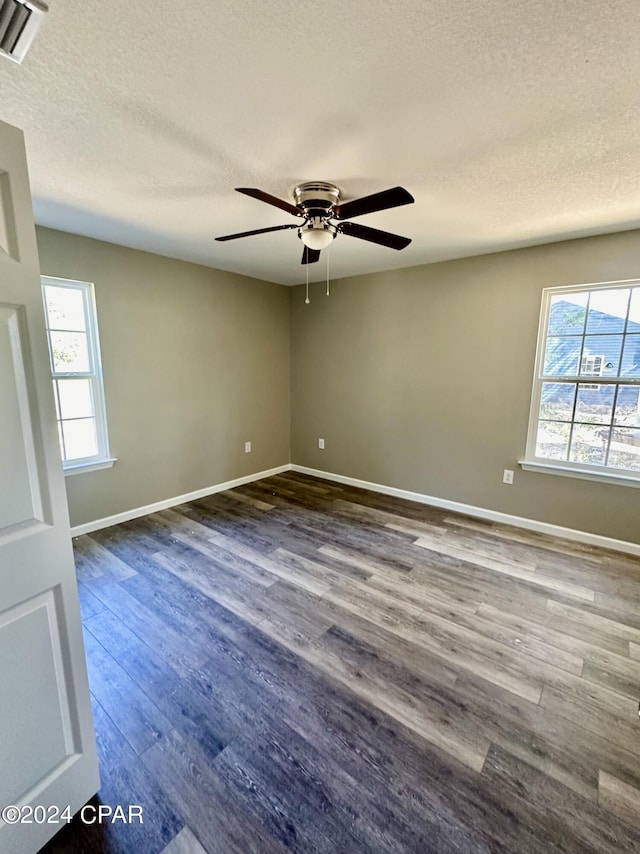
[2,1,640,852]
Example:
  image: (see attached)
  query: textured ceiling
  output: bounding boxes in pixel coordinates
[1,0,640,285]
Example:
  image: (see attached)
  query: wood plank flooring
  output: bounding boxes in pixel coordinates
[41,472,640,853]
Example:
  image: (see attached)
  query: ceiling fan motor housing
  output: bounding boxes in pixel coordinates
[294,181,340,218]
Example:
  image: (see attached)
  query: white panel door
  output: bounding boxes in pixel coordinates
[0,119,99,853]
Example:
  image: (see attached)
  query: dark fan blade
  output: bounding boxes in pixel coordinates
[236,187,302,217]
[338,221,411,250]
[215,223,298,241]
[334,186,414,220]
[301,246,321,265]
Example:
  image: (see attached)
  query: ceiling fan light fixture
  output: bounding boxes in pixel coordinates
[300,226,334,250]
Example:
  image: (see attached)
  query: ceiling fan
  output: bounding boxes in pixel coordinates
[215,182,414,264]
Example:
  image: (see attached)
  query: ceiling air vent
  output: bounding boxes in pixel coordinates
[0,0,47,64]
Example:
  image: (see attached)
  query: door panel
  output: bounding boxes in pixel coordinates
[0,169,19,260]
[0,119,99,854]
[0,590,73,806]
[0,304,45,532]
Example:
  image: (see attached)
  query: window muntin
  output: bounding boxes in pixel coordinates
[527,281,640,480]
[42,277,111,470]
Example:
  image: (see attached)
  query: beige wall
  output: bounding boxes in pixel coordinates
[290,230,640,544]
[36,224,640,544]
[36,227,290,528]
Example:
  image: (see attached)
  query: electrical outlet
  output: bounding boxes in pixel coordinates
[318,438,325,449]
[503,469,514,485]
[245,441,252,453]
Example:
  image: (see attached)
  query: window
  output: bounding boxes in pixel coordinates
[579,354,604,390]
[579,353,604,376]
[42,276,114,474]
[523,280,640,486]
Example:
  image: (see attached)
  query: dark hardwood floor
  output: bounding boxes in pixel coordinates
[42,472,640,853]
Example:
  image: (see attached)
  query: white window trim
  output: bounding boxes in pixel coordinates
[518,459,640,488]
[64,458,117,476]
[521,277,640,488]
[42,275,116,474]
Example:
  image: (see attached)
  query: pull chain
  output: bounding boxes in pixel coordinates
[326,243,330,296]
[305,261,310,304]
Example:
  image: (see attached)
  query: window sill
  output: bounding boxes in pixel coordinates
[518,459,640,489]
[64,458,117,477]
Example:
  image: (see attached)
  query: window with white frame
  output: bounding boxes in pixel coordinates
[523,281,640,483]
[42,276,113,473]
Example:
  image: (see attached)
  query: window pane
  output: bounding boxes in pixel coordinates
[574,384,615,425]
[42,277,111,470]
[548,293,587,335]
[61,418,97,460]
[535,421,570,460]
[531,285,640,479]
[57,379,94,419]
[44,285,86,331]
[585,288,629,334]
[581,335,623,376]
[568,423,608,466]
[539,383,575,421]
[608,428,640,471]
[543,337,582,376]
[614,385,640,427]
[50,331,90,373]
[621,334,640,377]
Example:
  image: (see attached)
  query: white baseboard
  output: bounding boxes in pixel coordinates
[291,464,640,558]
[70,464,291,537]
